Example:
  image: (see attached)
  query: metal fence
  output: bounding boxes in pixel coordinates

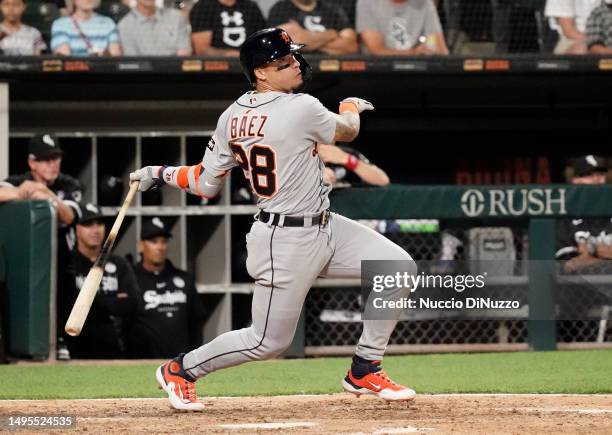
[304,186,612,354]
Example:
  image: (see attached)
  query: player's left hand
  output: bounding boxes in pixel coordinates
[340,97,374,113]
[129,166,164,192]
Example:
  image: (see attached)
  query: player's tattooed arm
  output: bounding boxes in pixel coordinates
[334,97,374,142]
[334,112,360,142]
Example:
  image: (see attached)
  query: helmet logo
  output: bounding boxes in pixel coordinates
[280,31,291,44]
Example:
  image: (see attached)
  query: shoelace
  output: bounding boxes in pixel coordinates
[183,380,198,402]
[374,370,397,386]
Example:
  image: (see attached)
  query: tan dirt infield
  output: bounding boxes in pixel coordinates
[2,394,612,434]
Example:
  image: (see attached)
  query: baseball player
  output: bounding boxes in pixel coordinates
[130,28,417,411]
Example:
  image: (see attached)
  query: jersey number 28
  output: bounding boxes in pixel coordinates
[230,142,277,197]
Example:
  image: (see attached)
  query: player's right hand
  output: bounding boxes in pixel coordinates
[340,97,374,113]
[129,166,164,192]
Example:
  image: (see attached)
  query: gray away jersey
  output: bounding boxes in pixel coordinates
[203,91,337,215]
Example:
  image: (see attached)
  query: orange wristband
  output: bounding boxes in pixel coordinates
[339,102,359,114]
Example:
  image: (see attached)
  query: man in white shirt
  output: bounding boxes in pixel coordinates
[544,0,601,54]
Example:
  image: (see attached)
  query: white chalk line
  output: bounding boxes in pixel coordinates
[2,393,612,402]
[374,427,436,434]
[496,407,612,415]
[218,422,317,430]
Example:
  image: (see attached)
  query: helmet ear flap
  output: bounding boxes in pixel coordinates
[293,52,312,83]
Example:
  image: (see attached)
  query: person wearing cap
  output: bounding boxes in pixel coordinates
[127,217,205,358]
[0,134,81,225]
[0,133,82,360]
[70,203,139,358]
[556,155,612,273]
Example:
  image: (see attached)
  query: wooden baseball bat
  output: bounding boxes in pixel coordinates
[64,180,140,337]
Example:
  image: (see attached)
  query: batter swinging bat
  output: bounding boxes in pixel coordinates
[64,180,140,336]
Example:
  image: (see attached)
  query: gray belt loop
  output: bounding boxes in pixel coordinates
[304,216,313,227]
[278,215,286,227]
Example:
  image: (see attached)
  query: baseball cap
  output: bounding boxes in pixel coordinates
[570,155,608,177]
[79,203,104,225]
[141,217,173,240]
[28,134,63,161]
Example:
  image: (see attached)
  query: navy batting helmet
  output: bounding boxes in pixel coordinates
[239,28,312,87]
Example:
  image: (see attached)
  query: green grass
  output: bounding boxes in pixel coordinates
[1,350,611,399]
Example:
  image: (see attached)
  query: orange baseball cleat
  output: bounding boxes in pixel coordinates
[156,356,204,411]
[342,367,416,402]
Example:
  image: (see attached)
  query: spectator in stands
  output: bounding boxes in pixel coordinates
[189,0,266,56]
[51,0,122,56]
[267,0,358,54]
[70,203,139,358]
[318,143,390,187]
[254,0,276,19]
[118,0,192,55]
[544,0,600,54]
[0,0,47,55]
[0,134,82,360]
[128,217,205,358]
[586,0,612,54]
[356,0,449,55]
[556,155,612,273]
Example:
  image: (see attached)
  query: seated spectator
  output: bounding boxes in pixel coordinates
[317,143,390,187]
[556,155,612,274]
[118,0,192,55]
[189,0,266,56]
[70,203,139,358]
[128,217,205,358]
[544,0,600,54]
[356,0,449,55]
[268,0,358,54]
[0,0,47,55]
[586,0,612,54]
[51,0,122,56]
[254,0,277,19]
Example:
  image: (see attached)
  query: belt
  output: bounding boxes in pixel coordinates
[258,209,330,227]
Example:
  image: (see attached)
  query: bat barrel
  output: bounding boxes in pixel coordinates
[64,266,105,336]
[64,181,140,337]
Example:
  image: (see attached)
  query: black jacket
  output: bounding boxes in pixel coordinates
[128,260,205,358]
[71,251,139,358]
